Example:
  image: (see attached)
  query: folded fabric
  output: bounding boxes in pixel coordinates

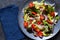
[0,5,25,40]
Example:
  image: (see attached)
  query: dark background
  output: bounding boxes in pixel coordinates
[0,0,60,40]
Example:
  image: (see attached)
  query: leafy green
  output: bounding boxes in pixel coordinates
[24,7,40,14]
[48,14,53,21]
[55,16,60,20]
[24,8,32,14]
[43,20,48,25]
[31,7,40,13]
[48,5,54,12]
[44,26,49,32]
[45,5,55,14]
[28,13,35,17]
[43,20,52,29]
[27,27,33,33]
[43,31,50,37]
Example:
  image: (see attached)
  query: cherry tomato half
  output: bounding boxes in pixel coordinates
[50,12,55,17]
[46,19,53,24]
[37,21,42,25]
[37,31,43,37]
[34,28,40,32]
[24,21,28,28]
[29,2,34,8]
[32,12,37,15]
[40,15,45,20]
[31,24,36,29]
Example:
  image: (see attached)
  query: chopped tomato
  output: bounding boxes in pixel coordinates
[34,28,40,32]
[50,12,55,17]
[30,20,33,24]
[37,31,43,37]
[37,21,42,25]
[31,24,36,29]
[32,12,37,15]
[29,2,34,8]
[24,21,28,28]
[40,15,45,20]
[46,19,53,24]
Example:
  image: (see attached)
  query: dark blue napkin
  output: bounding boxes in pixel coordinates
[0,5,25,40]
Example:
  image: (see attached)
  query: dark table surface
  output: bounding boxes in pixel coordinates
[0,0,60,40]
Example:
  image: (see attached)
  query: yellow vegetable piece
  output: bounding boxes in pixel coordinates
[24,14,29,21]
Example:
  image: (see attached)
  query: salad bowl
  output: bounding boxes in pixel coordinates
[18,0,60,40]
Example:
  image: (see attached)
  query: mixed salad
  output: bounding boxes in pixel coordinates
[23,0,60,38]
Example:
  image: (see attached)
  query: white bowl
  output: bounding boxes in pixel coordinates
[18,0,60,40]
